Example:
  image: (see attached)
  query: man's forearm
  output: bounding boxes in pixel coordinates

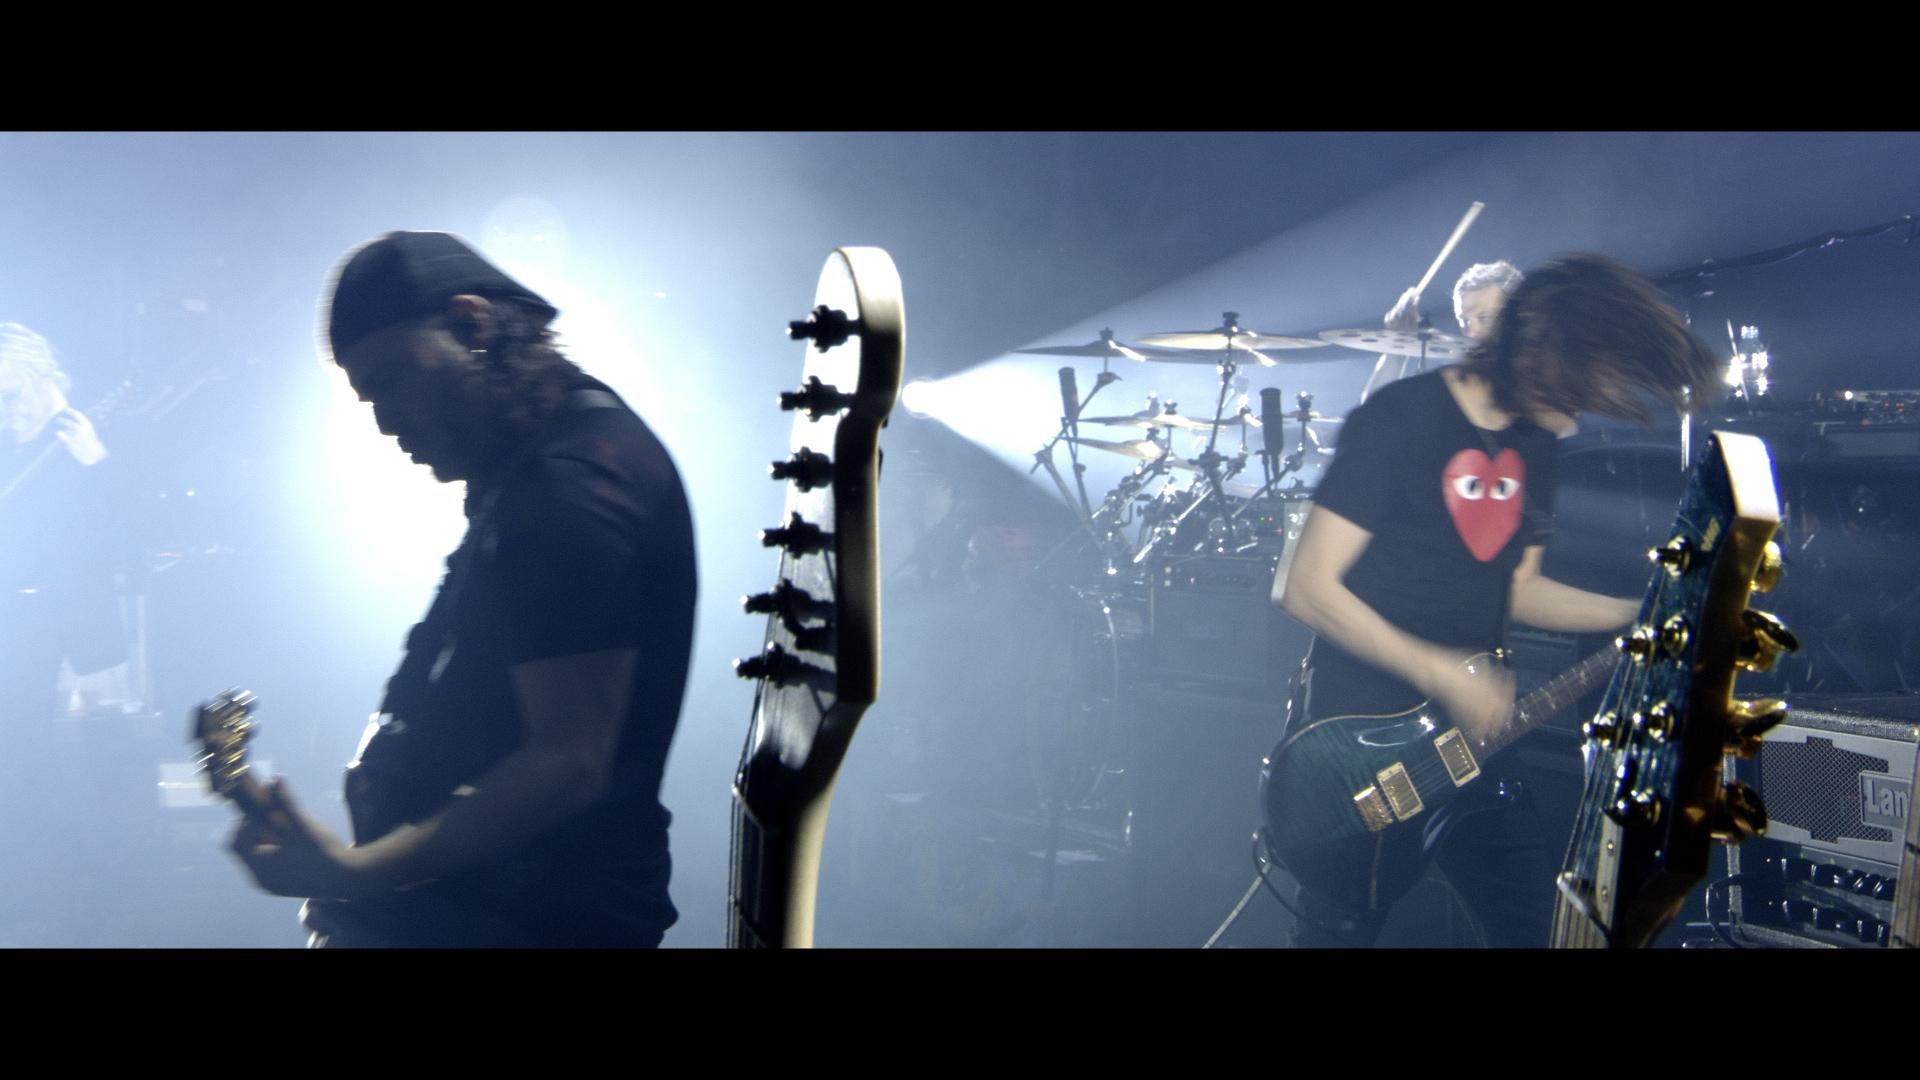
[1283,579,1452,698]
[342,743,607,894]
[1510,575,1638,633]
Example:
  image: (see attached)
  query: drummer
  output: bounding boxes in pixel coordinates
[1359,260,1522,403]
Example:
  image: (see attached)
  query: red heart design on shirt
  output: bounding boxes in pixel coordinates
[1442,447,1525,562]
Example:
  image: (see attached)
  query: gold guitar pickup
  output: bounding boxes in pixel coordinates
[1377,762,1425,820]
[1434,729,1481,786]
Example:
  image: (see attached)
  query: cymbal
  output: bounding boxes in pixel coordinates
[1318,327,1473,360]
[1139,330,1328,353]
[1080,407,1261,432]
[1136,311,1330,363]
[1285,410,1344,425]
[1015,333,1177,361]
[1066,436,1197,469]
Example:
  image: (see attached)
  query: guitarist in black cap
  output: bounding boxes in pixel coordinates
[226,231,697,947]
[1277,254,1719,947]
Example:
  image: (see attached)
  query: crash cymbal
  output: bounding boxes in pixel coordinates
[1317,327,1473,360]
[1066,436,1198,469]
[1015,329,1177,361]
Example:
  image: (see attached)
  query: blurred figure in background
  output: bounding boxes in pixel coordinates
[0,322,129,941]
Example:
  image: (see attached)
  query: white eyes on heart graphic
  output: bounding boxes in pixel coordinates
[1450,475,1520,501]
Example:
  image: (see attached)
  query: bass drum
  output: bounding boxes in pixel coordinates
[1014,582,1146,813]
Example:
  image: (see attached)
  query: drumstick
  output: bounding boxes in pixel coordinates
[1411,201,1485,299]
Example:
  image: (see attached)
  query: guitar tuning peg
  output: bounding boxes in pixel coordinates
[733,643,827,686]
[788,305,854,352]
[760,513,829,554]
[779,376,855,420]
[1708,780,1769,841]
[1616,626,1656,663]
[769,447,834,492]
[1725,698,1790,757]
[1735,609,1800,673]
[1752,541,1784,593]
[1648,536,1694,576]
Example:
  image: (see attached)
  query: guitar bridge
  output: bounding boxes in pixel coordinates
[1434,729,1481,787]
[1353,785,1394,832]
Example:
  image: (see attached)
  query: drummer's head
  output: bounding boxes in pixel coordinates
[1463,253,1720,431]
[0,322,69,444]
[1452,261,1522,342]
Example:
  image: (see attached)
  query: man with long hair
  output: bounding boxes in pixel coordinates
[228,232,697,947]
[1278,253,1721,947]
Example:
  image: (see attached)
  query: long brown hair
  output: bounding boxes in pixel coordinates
[1459,253,1722,425]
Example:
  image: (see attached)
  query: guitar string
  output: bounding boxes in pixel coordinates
[1392,648,1616,798]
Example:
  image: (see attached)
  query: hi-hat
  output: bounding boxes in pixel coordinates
[1080,406,1262,433]
[1066,436,1198,469]
[1318,327,1473,360]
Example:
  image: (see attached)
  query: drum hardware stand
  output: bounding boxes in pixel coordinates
[1031,357,1125,536]
[1133,313,1256,562]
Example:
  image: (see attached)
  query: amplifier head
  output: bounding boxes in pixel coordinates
[1728,697,1918,866]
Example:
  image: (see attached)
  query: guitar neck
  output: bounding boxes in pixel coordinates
[1484,645,1619,759]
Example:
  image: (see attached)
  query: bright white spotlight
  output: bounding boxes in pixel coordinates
[900,376,936,419]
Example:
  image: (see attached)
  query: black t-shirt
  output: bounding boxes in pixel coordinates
[1304,371,1557,716]
[348,377,697,945]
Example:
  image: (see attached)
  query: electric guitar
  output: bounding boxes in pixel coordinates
[1261,641,1620,902]
[1552,430,1796,947]
[728,247,904,948]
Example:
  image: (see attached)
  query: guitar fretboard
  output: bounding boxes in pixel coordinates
[1486,645,1619,759]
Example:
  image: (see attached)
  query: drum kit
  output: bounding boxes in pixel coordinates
[1013,310,1471,812]
[1025,311,1470,576]
[1007,201,1488,817]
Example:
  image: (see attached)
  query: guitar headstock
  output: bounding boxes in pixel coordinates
[190,688,266,814]
[1555,430,1799,947]
[730,248,904,948]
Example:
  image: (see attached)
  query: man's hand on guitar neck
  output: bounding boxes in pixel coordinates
[230,778,371,900]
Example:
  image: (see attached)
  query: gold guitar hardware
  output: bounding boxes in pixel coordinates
[1707,781,1769,841]
[1659,616,1690,659]
[1353,786,1394,832]
[1752,541,1784,593]
[1725,698,1790,757]
[1376,762,1424,820]
[1735,609,1799,674]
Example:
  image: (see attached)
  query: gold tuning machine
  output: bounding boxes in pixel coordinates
[1726,698,1790,758]
[1735,609,1800,674]
[1708,780,1769,841]
[1752,541,1784,594]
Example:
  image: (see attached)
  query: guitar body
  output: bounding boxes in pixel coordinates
[1263,692,1474,888]
[728,247,904,948]
[1263,645,1618,904]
